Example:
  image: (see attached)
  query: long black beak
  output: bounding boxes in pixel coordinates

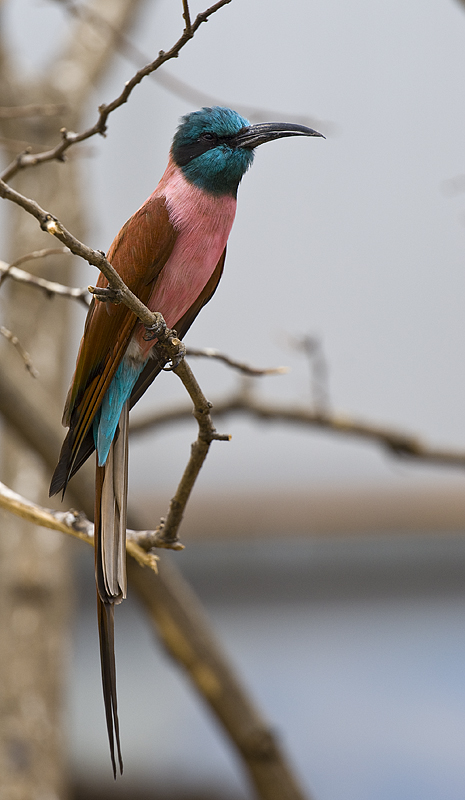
[232,122,325,149]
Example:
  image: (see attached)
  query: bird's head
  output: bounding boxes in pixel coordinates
[171,106,324,197]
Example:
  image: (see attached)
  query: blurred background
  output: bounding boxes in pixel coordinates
[2,0,465,798]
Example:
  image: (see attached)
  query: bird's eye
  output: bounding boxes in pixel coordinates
[200,132,217,142]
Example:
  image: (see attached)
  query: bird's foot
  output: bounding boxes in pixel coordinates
[143,312,167,341]
[162,337,186,371]
[144,315,186,370]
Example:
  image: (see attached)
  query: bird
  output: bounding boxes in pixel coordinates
[49,106,324,777]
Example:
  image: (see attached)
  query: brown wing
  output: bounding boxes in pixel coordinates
[50,196,178,495]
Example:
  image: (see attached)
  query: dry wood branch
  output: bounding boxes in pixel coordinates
[186,346,288,376]
[149,358,230,548]
[8,247,71,268]
[1,0,232,182]
[0,326,38,376]
[182,0,193,34]
[130,389,465,470]
[0,480,92,544]
[0,255,89,305]
[0,480,158,571]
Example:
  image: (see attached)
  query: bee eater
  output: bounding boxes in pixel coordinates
[49,106,323,776]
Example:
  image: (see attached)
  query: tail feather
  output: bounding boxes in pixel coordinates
[97,596,123,778]
[94,401,129,777]
[98,401,128,601]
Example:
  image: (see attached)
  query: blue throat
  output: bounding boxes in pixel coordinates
[93,355,146,466]
[181,146,254,196]
[171,107,255,197]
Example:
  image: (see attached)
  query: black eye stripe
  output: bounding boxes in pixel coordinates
[173,133,236,167]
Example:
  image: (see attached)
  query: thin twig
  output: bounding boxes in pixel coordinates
[1,0,232,182]
[0,326,38,377]
[290,333,331,413]
[186,346,288,376]
[8,247,72,269]
[0,258,89,306]
[182,0,192,34]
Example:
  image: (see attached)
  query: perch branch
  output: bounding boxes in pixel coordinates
[144,358,230,549]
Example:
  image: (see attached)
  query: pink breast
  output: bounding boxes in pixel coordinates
[137,165,237,358]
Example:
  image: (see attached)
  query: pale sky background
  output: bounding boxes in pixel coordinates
[5,0,465,497]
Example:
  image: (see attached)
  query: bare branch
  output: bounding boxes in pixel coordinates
[289,333,331,413]
[0,480,92,544]
[150,358,231,548]
[182,0,193,35]
[8,247,72,269]
[0,480,158,571]
[130,388,465,471]
[0,256,90,308]
[1,0,232,182]
[0,326,38,377]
